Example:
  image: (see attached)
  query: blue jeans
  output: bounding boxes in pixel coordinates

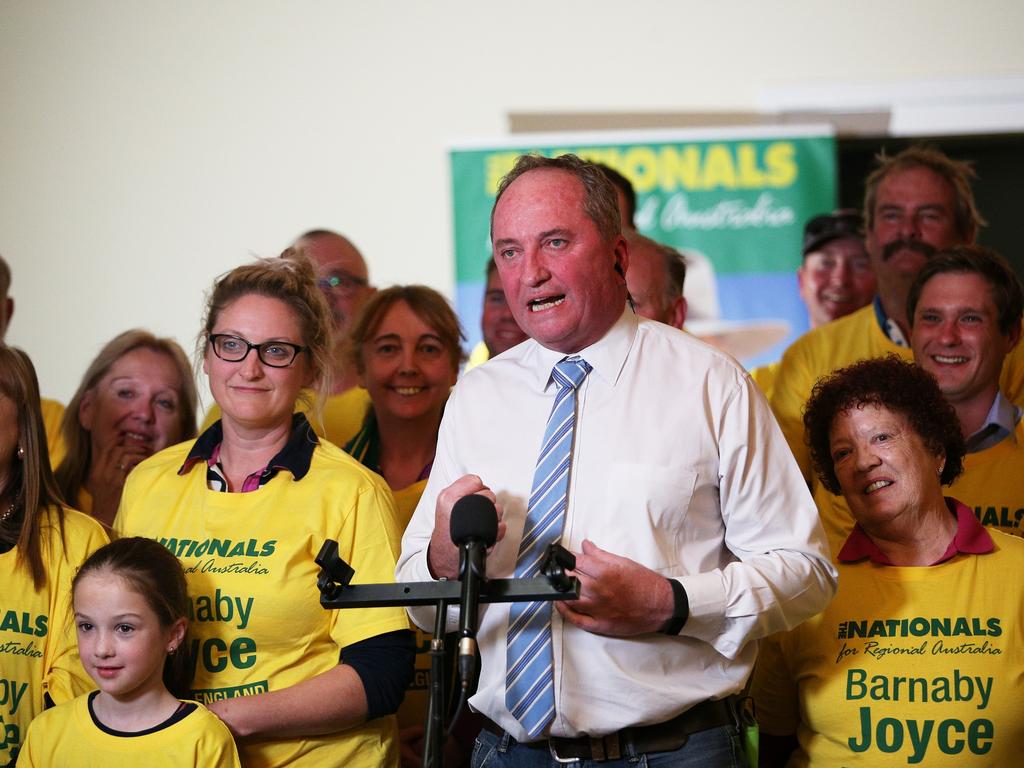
[470,725,747,768]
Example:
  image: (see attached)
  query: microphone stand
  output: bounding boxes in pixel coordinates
[425,595,450,768]
[315,541,578,768]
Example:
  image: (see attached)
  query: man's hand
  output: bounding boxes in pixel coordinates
[555,539,674,636]
[426,475,504,579]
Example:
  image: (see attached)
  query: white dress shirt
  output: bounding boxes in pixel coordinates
[397,308,836,740]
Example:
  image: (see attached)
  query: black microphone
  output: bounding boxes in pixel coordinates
[449,495,498,690]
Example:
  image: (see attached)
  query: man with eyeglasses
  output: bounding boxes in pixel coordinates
[292,229,376,446]
[293,228,375,383]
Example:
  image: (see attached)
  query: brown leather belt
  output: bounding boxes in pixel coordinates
[484,696,737,762]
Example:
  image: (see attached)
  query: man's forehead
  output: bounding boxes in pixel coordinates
[297,234,368,277]
[875,166,954,207]
[507,166,581,191]
[919,272,996,309]
[494,169,586,220]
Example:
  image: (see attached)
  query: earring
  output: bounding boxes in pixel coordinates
[937,464,945,477]
[168,645,177,655]
[16,445,24,460]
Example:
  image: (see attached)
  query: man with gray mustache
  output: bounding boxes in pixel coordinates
[769,146,1024,488]
[864,148,979,345]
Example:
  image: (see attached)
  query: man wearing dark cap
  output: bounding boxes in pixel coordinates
[751,211,875,399]
[797,210,875,330]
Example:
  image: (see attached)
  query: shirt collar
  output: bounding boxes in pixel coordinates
[964,391,1022,453]
[527,305,636,393]
[342,409,434,482]
[838,496,995,565]
[873,295,909,347]
[179,412,318,481]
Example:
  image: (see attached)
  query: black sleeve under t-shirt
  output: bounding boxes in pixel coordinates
[341,629,416,719]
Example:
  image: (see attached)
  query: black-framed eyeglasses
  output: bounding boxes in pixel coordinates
[316,271,368,297]
[208,334,308,368]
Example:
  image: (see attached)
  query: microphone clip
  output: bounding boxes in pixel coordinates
[540,544,576,592]
[314,540,356,600]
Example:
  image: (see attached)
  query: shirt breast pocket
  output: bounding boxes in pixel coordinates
[595,462,698,572]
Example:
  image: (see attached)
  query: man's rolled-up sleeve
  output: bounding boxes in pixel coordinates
[678,373,837,658]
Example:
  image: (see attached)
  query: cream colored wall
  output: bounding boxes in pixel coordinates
[2,0,1023,406]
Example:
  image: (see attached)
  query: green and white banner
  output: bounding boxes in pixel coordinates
[449,125,837,365]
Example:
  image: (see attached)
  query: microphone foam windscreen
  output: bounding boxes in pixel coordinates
[450,494,499,546]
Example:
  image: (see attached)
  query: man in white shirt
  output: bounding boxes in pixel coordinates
[397,154,836,767]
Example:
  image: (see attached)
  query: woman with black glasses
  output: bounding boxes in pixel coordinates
[115,252,413,768]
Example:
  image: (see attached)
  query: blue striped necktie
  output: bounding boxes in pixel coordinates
[505,355,592,739]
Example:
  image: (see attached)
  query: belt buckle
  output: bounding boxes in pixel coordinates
[547,733,622,763]
[547,739,581,764]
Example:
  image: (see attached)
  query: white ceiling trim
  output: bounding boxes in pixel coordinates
[759,75,1024,136]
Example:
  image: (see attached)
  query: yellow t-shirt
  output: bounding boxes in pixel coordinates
[464,341,490,373]
[749,360,780,402]
[770,305,1024,483]
[771,305,914,483]
[40,397,67,469]
[949,419,1024,537]
[21,693,240,767]
[389,479,431,732]
[813,420,1024,554]
[199,387,371,450]
[115,438,409,768]
[75,488,93,518]
[392,480,428,532]
[0,506,109,765]
[752,529,1024,767]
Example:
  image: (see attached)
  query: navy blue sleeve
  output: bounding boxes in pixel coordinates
[341,629,417,720]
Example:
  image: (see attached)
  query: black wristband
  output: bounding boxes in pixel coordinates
[659,578,689,635]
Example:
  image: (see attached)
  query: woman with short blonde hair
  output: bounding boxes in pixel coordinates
[116,252,413,768]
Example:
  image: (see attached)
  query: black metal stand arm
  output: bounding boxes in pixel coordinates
[315,539,579,609]
[314,540,579,768]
